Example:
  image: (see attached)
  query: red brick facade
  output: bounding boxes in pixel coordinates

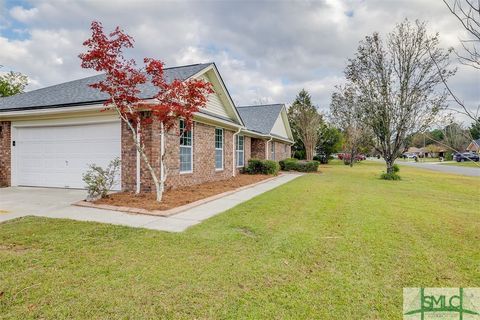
[251,138,266,159]
[271,141,291,161]
[250,138,290,162]
[0,117,290,191]
[0,121,11,187]
[121,118,254,192]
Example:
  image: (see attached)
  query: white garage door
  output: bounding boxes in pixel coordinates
[13,121,121,189]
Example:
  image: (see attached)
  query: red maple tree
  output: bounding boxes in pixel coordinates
[79,21,213,201]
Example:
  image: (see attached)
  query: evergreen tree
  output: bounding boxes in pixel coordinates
[287,89,323,160]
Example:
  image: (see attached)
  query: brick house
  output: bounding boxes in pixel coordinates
[466,139,480,153]
[0,63,294,191]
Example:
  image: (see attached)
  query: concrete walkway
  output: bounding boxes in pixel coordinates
[0,173,302,232]
[397,161,480,177]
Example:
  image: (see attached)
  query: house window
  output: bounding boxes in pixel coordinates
[270,141,275,160]
[215,128,223,170]
[236,135,244,167]
[179,119,193,173]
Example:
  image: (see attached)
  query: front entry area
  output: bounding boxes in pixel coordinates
[12,120,121,189]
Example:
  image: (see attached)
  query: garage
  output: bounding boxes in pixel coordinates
[12,120,121,189]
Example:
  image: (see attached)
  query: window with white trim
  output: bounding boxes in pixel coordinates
[236,135,244,167]
[270,141,275,160]
[179,120,193,173]
[215,128,223,170]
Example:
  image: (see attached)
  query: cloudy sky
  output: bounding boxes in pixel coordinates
[0,0,478,121]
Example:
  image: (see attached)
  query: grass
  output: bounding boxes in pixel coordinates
[0,162,479,319]
[440,161,480,168]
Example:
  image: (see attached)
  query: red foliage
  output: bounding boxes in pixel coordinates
[79,21,213,132]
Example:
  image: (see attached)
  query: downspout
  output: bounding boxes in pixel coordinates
[232,127,242,177]
[266,136,273,160]
[136,120,141,194]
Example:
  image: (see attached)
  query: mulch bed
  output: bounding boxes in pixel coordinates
[94,174,272,211]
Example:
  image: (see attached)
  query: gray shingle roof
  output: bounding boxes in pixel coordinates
[0,63,212,112]
[237,104,284,135]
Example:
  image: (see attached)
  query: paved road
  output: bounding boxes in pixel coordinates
[397,161,480,177]
[0,173,302,232]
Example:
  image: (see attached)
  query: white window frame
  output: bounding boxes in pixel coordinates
[270,141,275,160]
[215,128,224,171]
[236,135,245,168]
[179,119,193,174]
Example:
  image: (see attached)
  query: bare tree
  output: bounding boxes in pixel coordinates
[344,20,454,174]
[288,89,323,160]
[444,0,480,69]
[330,85,372,166]
[444,122,471,151]
[430,1,480,123]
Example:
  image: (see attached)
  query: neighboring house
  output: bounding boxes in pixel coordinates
[406,147,424,156]
[466,139,480,153]
[0,63,294,192]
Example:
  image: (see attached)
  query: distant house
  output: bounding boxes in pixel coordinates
[406,147,424,156]
[466,139,480,153]
[406,146,446,158]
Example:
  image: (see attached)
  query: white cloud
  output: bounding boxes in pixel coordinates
[0,0,477,123]
[9,6,38,23]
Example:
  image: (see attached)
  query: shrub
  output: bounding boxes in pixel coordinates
[83,157,121,201]
[292,150,306,160]
[295,160,320,172]
[245,159,280,175]
[393,164,400,173]
[380,172,401,180]
[279,158,298,171]
[313,154,328,164]
[279,158,319,172]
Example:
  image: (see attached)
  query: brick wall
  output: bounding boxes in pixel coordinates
[251,138,266,159]
[121,118,239,192]
[0,121,11,187]
[274,141,291,161]
[166,122,236,189]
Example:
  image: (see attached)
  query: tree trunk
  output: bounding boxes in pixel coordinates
[158,122,167,202]
[305,143,313,160]
[124,117,163,202]
[385,158,395,174]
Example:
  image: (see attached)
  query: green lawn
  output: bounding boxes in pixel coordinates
[1,162,479,319]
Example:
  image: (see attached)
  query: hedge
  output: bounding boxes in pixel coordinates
[279,158,319,172]
[244,159,280,175]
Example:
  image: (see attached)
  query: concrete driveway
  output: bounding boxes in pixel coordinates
[0,187,190,232]
[0,173,302,232]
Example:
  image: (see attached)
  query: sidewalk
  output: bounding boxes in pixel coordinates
[0,173,303,232]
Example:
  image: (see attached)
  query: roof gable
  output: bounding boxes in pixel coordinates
[237,104,284,135]
[0,63,212,112]
[237,104,293,141]
[190,64,243,125]
[271,110,290,139]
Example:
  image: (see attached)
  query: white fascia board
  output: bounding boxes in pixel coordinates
[0,104,107,119]
[280,105,294,141]
[194,112,243,130]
